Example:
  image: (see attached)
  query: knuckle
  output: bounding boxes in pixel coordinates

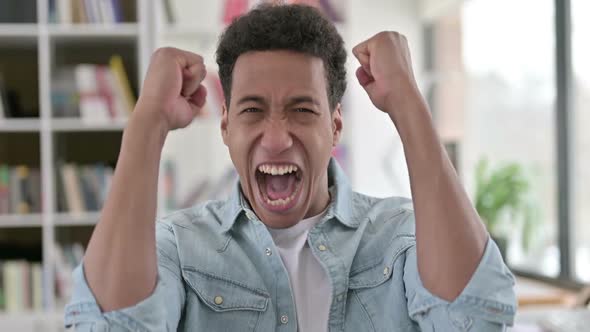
[152,47,175,60]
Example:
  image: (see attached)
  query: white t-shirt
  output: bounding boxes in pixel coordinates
[268,211,331,332]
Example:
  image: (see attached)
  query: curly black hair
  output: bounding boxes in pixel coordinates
[216,3,347,110]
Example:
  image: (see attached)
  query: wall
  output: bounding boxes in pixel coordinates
[345,0,424,198]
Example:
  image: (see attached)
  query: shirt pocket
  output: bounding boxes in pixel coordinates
[345,241,417,332]
[181,266,269,331]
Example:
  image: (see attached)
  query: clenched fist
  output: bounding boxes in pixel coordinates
[139,47,208,131]
[352,31,423,120]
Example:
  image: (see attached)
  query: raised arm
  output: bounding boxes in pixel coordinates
[352,32,488,301]
[83,47,207,311]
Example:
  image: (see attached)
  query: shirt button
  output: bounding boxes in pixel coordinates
[214,296,223,305]
[318,244,327,251]
[280,315,289,324]
[383,266,390,276]
[265,248,272,256]
[336,294,343,302]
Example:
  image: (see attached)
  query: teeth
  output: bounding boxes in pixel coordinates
[265,188,299,206]
[257,164,298,175]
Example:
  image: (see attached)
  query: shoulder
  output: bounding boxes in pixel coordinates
[155,200,229,243]
[351,191,415,236]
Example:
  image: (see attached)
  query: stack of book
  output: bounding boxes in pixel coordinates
[54,242,85,307]
[56,163,114,214]
[0,165,42,215]
[0,260,43,312]
[52,55,135,121]
[49,0,126,24]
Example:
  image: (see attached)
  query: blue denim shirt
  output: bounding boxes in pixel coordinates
[65,158,517,331]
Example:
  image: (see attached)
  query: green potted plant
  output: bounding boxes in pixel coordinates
[474,158,535,261]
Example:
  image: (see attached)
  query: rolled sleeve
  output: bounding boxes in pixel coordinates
[404,237,517,331]
[64,222,184,331]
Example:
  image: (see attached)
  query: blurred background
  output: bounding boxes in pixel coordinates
[0,0,587,330]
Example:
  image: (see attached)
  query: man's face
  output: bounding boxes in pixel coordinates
[221,50,342,228]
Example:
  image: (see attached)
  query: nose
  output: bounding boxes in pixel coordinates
[260,118,293,155]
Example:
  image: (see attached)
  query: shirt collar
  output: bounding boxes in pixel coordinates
[220,157,357,233]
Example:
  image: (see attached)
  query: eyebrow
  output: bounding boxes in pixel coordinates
[236,95,268,107]
[285,96,320,108]
[236,95,320,108]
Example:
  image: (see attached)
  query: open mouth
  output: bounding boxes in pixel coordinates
[255,163,303,211]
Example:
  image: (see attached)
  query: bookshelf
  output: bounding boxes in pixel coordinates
[0,0,154,330]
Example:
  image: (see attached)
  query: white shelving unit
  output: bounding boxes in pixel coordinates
[0,23,38,37]
[0,0,155,330]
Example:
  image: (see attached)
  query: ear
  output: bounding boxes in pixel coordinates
[221,102,229,146]
[331,103,343,147]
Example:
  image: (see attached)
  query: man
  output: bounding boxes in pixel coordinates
[66,4,516,331]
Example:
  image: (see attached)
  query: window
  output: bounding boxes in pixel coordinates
[571,0,590,283]
[429,0,559,277]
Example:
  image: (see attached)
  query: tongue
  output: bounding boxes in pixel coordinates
[265,174,297,200]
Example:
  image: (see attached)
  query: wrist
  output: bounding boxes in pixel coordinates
[129,100,170,146]
[386,91,435,146]
[383,83,425,117]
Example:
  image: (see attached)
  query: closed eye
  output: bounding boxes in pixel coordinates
[294,108,315,114]
[241,107,262,114]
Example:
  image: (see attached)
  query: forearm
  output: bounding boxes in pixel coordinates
[390,90,488,301]
[84,103,168,311]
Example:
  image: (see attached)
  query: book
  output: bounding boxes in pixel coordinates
[0,165,42,215]
[54,242,85,305]
[29,168,42,213]
[95,66,117,119]
[52,68,80,118]
[0,261,44,312]
[109,55,135,114]
[71,0,85,23]
[83,0,97,23]
[58,0,73,24]
[61,163,85,214]
[0,73,8,120]
[57,163,114,213]
[79,166,98,211]
[98,0,115,24]
[15,165,32,214]
[9,167,22,215]
[3,261,24,312]
[0,165,10,214]
[0,261,4,311]
[31,263,43,311]
[112,0,123,23]
[74,64,111,123]
[53,62,133,121]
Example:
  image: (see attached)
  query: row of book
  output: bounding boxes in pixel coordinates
[0,242,86,312]
[52,55,135,121]
[54,242,85,307]
[0,166,42,215]
[0,260,43,312]
[56,163,114,214]
[50,0,126,24]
